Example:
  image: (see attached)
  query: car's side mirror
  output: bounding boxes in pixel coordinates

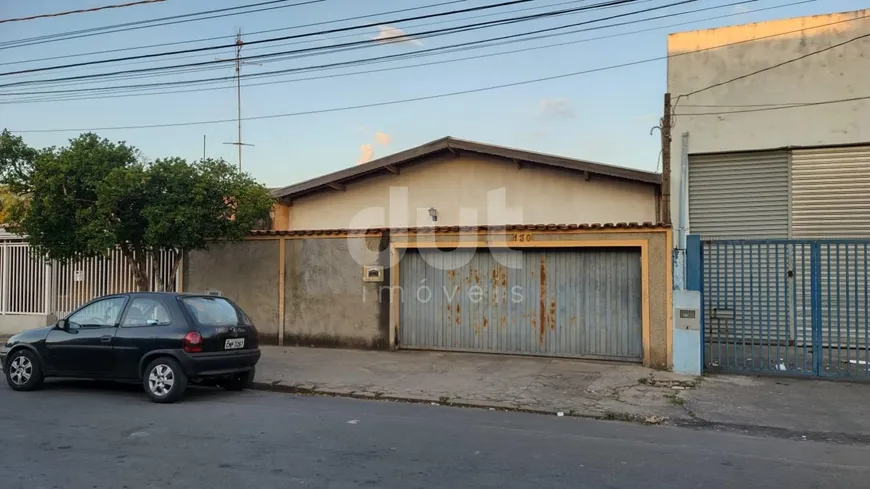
[56,319,68,330]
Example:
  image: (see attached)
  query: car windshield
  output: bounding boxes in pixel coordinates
[181,297,240,327]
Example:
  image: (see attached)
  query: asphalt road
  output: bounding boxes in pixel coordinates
[1,380,868,489]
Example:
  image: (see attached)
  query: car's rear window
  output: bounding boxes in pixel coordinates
[181,297,240,327]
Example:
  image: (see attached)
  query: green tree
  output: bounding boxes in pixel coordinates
[3,131,274,291]
[0,129,39,194]
[0,186,16,224]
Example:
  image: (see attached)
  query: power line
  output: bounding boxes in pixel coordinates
[2,0,807,106]
[0,0,555,78]
[1,0,602,79]
[1,0,626,88]
[13,8,865,134]
[0,0,717,98]
[0,0,325,50]
[0,0,165,24]
[0,0,645,87]
[0,0,469,67]
[674,95,870,115]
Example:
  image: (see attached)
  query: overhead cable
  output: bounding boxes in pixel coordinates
[12,10,867,134]
[0,0,325,49]
[3,0,805,105]
[0,0,705,95]
[0,0,165,24]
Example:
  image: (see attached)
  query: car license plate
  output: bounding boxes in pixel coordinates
[225,338,245,350]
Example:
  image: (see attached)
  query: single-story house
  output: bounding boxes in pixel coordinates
[269,136,662,230]
[183,138,675,369]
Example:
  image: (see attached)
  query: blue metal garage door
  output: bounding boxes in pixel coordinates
[398,247,643,361]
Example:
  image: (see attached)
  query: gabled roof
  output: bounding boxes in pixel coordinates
[271,136,661,201]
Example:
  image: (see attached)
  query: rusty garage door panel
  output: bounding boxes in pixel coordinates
[398,248,643,361]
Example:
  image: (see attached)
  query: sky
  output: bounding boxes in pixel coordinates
[0,0,865,187]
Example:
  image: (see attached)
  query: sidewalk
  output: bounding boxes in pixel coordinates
[255,346,870,442]
[255,347,699,423]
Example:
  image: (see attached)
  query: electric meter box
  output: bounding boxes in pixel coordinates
[675,306,700,331]
[673,289,702,376]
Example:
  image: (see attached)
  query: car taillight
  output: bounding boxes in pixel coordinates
[183,331,203,353]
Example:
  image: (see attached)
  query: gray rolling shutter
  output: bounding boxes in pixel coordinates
[791,146,870,238]
[791,146,870,351]
[690,151,791,354]
[688,151,789,239]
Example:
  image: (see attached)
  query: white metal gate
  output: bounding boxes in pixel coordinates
[0,238,179,318]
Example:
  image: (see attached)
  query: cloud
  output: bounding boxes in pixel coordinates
[539,98,575,119]
[374,25,423,46]
[357,144,374,165]
[734,5,750,13]
[374,132,392,146]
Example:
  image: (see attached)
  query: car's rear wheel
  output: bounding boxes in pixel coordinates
[5,349,44,392]
[143,357,187,403]
[223,366,255,391]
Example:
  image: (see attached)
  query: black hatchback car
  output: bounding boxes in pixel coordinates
[1,292,260,403]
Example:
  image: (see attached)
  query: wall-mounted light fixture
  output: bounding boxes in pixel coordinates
[428,207,438,222]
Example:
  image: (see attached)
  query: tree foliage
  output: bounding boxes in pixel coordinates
[0,186,17,224]
[0,129,39,194]
[1,131,274,291]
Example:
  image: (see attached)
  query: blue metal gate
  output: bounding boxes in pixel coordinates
[701,239,870,378]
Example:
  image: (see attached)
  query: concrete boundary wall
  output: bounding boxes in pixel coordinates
[183,226,673,369]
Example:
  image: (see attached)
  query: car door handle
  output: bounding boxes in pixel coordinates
[101,335,112,344]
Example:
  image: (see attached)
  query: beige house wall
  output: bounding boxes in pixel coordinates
[284,154,658,230]
[184,226,672,369]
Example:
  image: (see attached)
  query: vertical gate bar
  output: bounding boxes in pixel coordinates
[765,244,771,370]
[804,244,811,374]
[716,242,728,365]
[810,243,823,375]
[731,245,736,368]
[740,244,746,369]
[826,245,832,375]
[717,243,722,368]
[1,243,7,314]
[750,244,756,370]
[43,260,50,315]
[775,244,781,369]
[865,243,869,376]
[837,245,842,376]
[699,240,705,369]
[845,245,851,377]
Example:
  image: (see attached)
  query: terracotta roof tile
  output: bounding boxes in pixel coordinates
[250,222,669,236]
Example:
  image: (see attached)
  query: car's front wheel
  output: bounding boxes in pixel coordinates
[143,357,187,403]
[5,349,45,391]
[223,367,255,391]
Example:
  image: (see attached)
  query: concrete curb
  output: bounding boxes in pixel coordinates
[250,381,658,425]
[249,382,870,444]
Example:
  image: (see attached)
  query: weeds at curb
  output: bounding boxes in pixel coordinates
[664,392,685,406]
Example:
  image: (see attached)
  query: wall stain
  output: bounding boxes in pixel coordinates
[549,299,557,331]
[539,256,548,343]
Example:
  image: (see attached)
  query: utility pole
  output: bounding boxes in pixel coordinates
[661,93,672,225]
[202,135,206,161]
[220,29,257,171]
